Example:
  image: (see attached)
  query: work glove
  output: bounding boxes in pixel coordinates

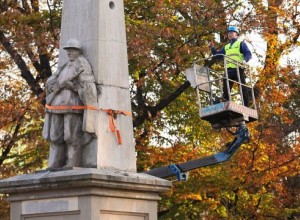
[242,60,248,66]
[208,40,215,48]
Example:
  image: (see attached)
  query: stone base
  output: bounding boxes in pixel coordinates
[0,168,171,220]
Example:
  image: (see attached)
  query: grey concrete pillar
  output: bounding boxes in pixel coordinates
[58,0,136,171]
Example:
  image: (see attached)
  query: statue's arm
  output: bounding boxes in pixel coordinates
[45,64,67,95]
[46,75,58,95]
[78,73,97,106]
[75,68,97,134]
[76,58,98,106]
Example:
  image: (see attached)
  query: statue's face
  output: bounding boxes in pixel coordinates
[66,48,81,61]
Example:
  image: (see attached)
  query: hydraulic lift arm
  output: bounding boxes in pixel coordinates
[145,124,250,181]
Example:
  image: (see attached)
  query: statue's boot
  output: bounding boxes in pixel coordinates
[64,145,82,168]
[48,143,66,169]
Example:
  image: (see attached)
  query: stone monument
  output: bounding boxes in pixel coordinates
[54,0,137,172]
[43,39,99,169]
[0,0,171,219]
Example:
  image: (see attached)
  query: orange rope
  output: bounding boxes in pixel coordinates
[45,104,98,111]
[100,109,131,145]
[45,104,131,145]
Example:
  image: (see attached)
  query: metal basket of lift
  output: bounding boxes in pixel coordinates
[186,54,258,129]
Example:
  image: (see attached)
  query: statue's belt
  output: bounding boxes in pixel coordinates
[45,104,131,145]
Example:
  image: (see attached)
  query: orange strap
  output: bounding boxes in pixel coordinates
[45,104,98,111]
[45,104,131,145]
[100,109,131,145]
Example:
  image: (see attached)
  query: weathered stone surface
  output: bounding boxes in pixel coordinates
[0,169,171,220]
[0,169,170,194]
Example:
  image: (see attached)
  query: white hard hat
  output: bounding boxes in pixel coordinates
[63,39,82,50]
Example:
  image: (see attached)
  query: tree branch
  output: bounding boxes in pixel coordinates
[0,0,9,12]
[0,115,24,166]
[22,0,31,13]
[36,54,52,82]
[26,49,43,72]
[30,0,39,12]
[0,30,43,97]
[133,80,191,127]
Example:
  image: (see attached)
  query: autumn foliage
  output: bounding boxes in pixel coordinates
[0,0,300,219]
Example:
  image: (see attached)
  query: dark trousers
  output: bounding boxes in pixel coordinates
[223,68,249,106]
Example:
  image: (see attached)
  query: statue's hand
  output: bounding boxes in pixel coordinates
[48,81,58,93]
[63,81,76,91]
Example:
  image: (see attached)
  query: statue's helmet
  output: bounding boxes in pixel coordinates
[63,39,82,50]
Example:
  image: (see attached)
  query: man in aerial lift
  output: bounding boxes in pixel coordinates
[146,27,258,181]
[209,26,252,107]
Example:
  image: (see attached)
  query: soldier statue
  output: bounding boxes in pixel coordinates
[43,39,98,169]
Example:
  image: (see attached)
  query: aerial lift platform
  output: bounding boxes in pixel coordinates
[186,54,258,130]
[145,55,258,180]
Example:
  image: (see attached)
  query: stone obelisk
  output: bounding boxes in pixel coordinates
[56,0,136,171]
[0,1,171,219]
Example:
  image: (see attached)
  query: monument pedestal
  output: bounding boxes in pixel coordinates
[0,169,171,220]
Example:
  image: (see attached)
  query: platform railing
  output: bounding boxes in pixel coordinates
[192,54,257,111]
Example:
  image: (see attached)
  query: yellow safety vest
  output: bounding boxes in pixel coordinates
[224,40,244,68]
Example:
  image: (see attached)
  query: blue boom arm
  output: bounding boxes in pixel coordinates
[145,125,250,180]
